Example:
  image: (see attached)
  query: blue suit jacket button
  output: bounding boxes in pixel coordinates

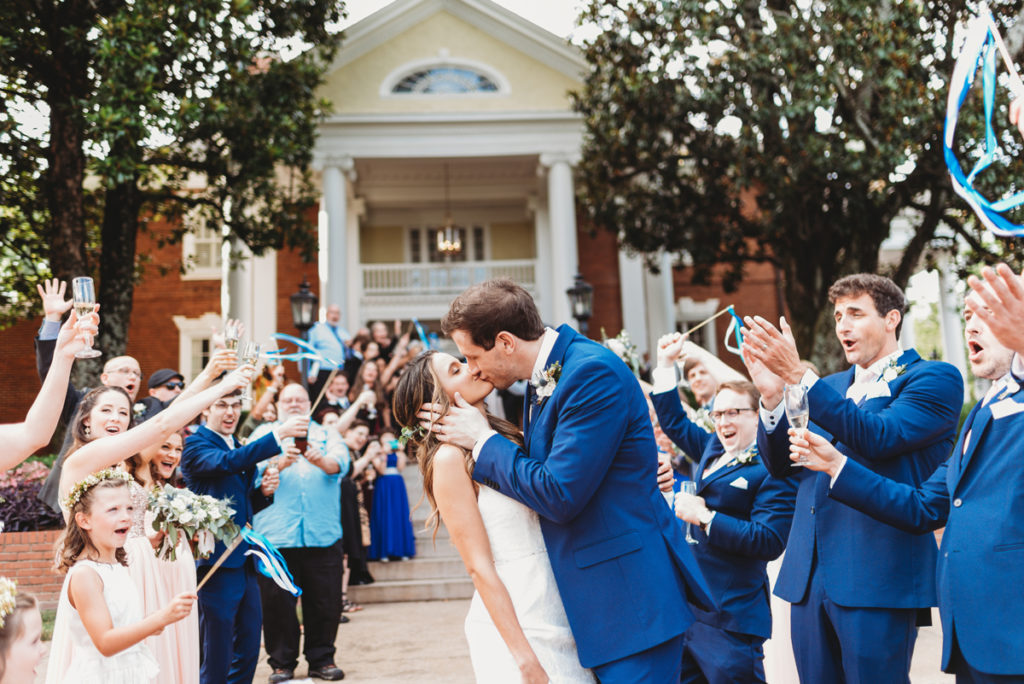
[953,498,962,507]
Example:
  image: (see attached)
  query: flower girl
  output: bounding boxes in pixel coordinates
[0,578,45,683]
[46,468,195,684]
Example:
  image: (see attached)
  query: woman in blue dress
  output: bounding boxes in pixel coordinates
[367,429,416,561]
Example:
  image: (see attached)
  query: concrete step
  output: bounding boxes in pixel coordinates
[348,577,475,603]
[367,555,467,582]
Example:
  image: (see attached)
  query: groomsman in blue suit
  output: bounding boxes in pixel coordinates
[651,332,797,684]
[430,279,716,683]
[790,284,1024,683]
[181,391,309,684]
[742,274,963,684]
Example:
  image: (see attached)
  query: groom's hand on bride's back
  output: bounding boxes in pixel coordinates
[417,392,489,451]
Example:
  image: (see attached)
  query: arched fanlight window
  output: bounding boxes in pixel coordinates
[391,66,500,94]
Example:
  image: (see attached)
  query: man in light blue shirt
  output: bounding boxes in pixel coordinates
[307,303,352,399]
[250,382,350,682]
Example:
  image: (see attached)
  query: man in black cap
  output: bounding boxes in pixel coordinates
[136,367,185,422]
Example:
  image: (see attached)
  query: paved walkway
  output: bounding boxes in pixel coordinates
[36,599,955,683]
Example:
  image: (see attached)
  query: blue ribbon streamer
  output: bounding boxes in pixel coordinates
[263,332,341,368]
[412,318,433,350]
[944,12,1024,237]
[723,306,745,357]
[240,527,302,596]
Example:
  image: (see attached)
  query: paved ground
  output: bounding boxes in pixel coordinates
[35,599,954,683]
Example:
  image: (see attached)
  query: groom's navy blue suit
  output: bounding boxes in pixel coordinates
[472,326,716,680]
[652,389,797,683]
[828,374,1024,681]
[758,349,962,683]
[182,424,280,684]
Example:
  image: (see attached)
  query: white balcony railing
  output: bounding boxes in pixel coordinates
[361,260,537,299]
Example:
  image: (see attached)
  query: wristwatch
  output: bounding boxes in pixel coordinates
[698,508,715,531]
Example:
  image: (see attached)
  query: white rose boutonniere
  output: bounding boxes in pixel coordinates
[735,445,758,466]
[532,362,562,403]
[133,402,147,419]
[880,359,907,384]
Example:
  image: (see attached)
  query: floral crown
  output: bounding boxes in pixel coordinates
[0,577,16,629]
[398,424,429,447]
[62,467,133,511]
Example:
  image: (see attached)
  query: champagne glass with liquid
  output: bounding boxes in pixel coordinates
[680,480,699,544]
[71,277,102,359]
[239,341,260,402]
[223,320,242,352]
[784,384,810,465]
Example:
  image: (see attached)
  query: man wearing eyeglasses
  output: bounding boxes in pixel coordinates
[651,332,797,683]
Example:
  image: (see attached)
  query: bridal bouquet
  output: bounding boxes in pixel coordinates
[148,484,239,561]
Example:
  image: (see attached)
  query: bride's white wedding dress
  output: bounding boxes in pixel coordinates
[464,485,595,683]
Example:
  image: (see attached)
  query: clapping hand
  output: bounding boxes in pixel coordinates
[37,278,73,322]
[418,392,490,451]
[741,316,804,385]
[966,263,1024,357]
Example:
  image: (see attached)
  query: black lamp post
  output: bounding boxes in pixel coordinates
[566,273,593,337]
[290,278,318,383]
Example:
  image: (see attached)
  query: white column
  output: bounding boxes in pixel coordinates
[540,153,580,327]
[935,258,968,387]
[347,195,364,331]
[618,251,647,348]
[529,193,554,322]
[322,156,353,330]
[641,252,676,358]
[226,237,253,325]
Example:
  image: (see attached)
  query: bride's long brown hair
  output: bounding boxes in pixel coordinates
[392,351,523,537]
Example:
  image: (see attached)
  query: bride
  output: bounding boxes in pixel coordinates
[392,351,594,684]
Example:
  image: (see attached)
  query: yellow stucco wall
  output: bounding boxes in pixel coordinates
[321,12,579,114]
[489,222,534,259]
[360,225,406,263]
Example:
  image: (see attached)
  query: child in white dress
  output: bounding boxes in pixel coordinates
[45,468,196,684]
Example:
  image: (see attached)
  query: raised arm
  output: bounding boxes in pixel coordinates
[433,446,548,684]
[171,348,238,405]
[61,367,252,496]
[0,310,98,470]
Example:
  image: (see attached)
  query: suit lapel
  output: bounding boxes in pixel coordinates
[530,325,577,425]
[694,443,724,490]
[700,457,746,491]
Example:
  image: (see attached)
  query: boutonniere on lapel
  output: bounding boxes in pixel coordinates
[133,402,147,420]
[727,445,758,468]
[531,362,562,404]
[880,358,908,383]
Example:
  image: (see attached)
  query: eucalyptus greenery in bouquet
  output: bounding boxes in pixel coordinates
[149,485,240,561]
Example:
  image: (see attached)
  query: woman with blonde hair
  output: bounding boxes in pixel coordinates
[392,351,593,683]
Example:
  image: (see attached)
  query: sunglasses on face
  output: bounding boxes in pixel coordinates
[164,381,185,390]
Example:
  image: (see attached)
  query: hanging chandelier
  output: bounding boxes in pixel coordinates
[437,163,462,257]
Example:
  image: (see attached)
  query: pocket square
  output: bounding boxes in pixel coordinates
[990,398,1024,419]
[729,476,749,490]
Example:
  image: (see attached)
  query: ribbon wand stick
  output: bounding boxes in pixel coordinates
[195,533,245,592]
[982,4,1024,96]
[682,306,734,338]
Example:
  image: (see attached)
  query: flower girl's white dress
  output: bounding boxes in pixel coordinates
[464,485,595,683]
[46,559,159,684]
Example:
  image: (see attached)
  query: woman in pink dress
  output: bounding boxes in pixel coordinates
[124,432,199,684]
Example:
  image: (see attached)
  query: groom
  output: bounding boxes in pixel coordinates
[430,279,715,682]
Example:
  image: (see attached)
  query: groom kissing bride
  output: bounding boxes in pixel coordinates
[421,279,715,682]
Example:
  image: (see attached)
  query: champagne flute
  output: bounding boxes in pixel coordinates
[223,320,242,352]
[239,341,260,402]
[784,384,810,465]
[364,384,378,422]
[71,277,102,358]
[680,480,699,544]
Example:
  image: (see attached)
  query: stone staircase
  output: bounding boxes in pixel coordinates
[348,464,474,603]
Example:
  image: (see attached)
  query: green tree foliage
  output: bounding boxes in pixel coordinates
[573,0,1024,370]
[0,0,344,368]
